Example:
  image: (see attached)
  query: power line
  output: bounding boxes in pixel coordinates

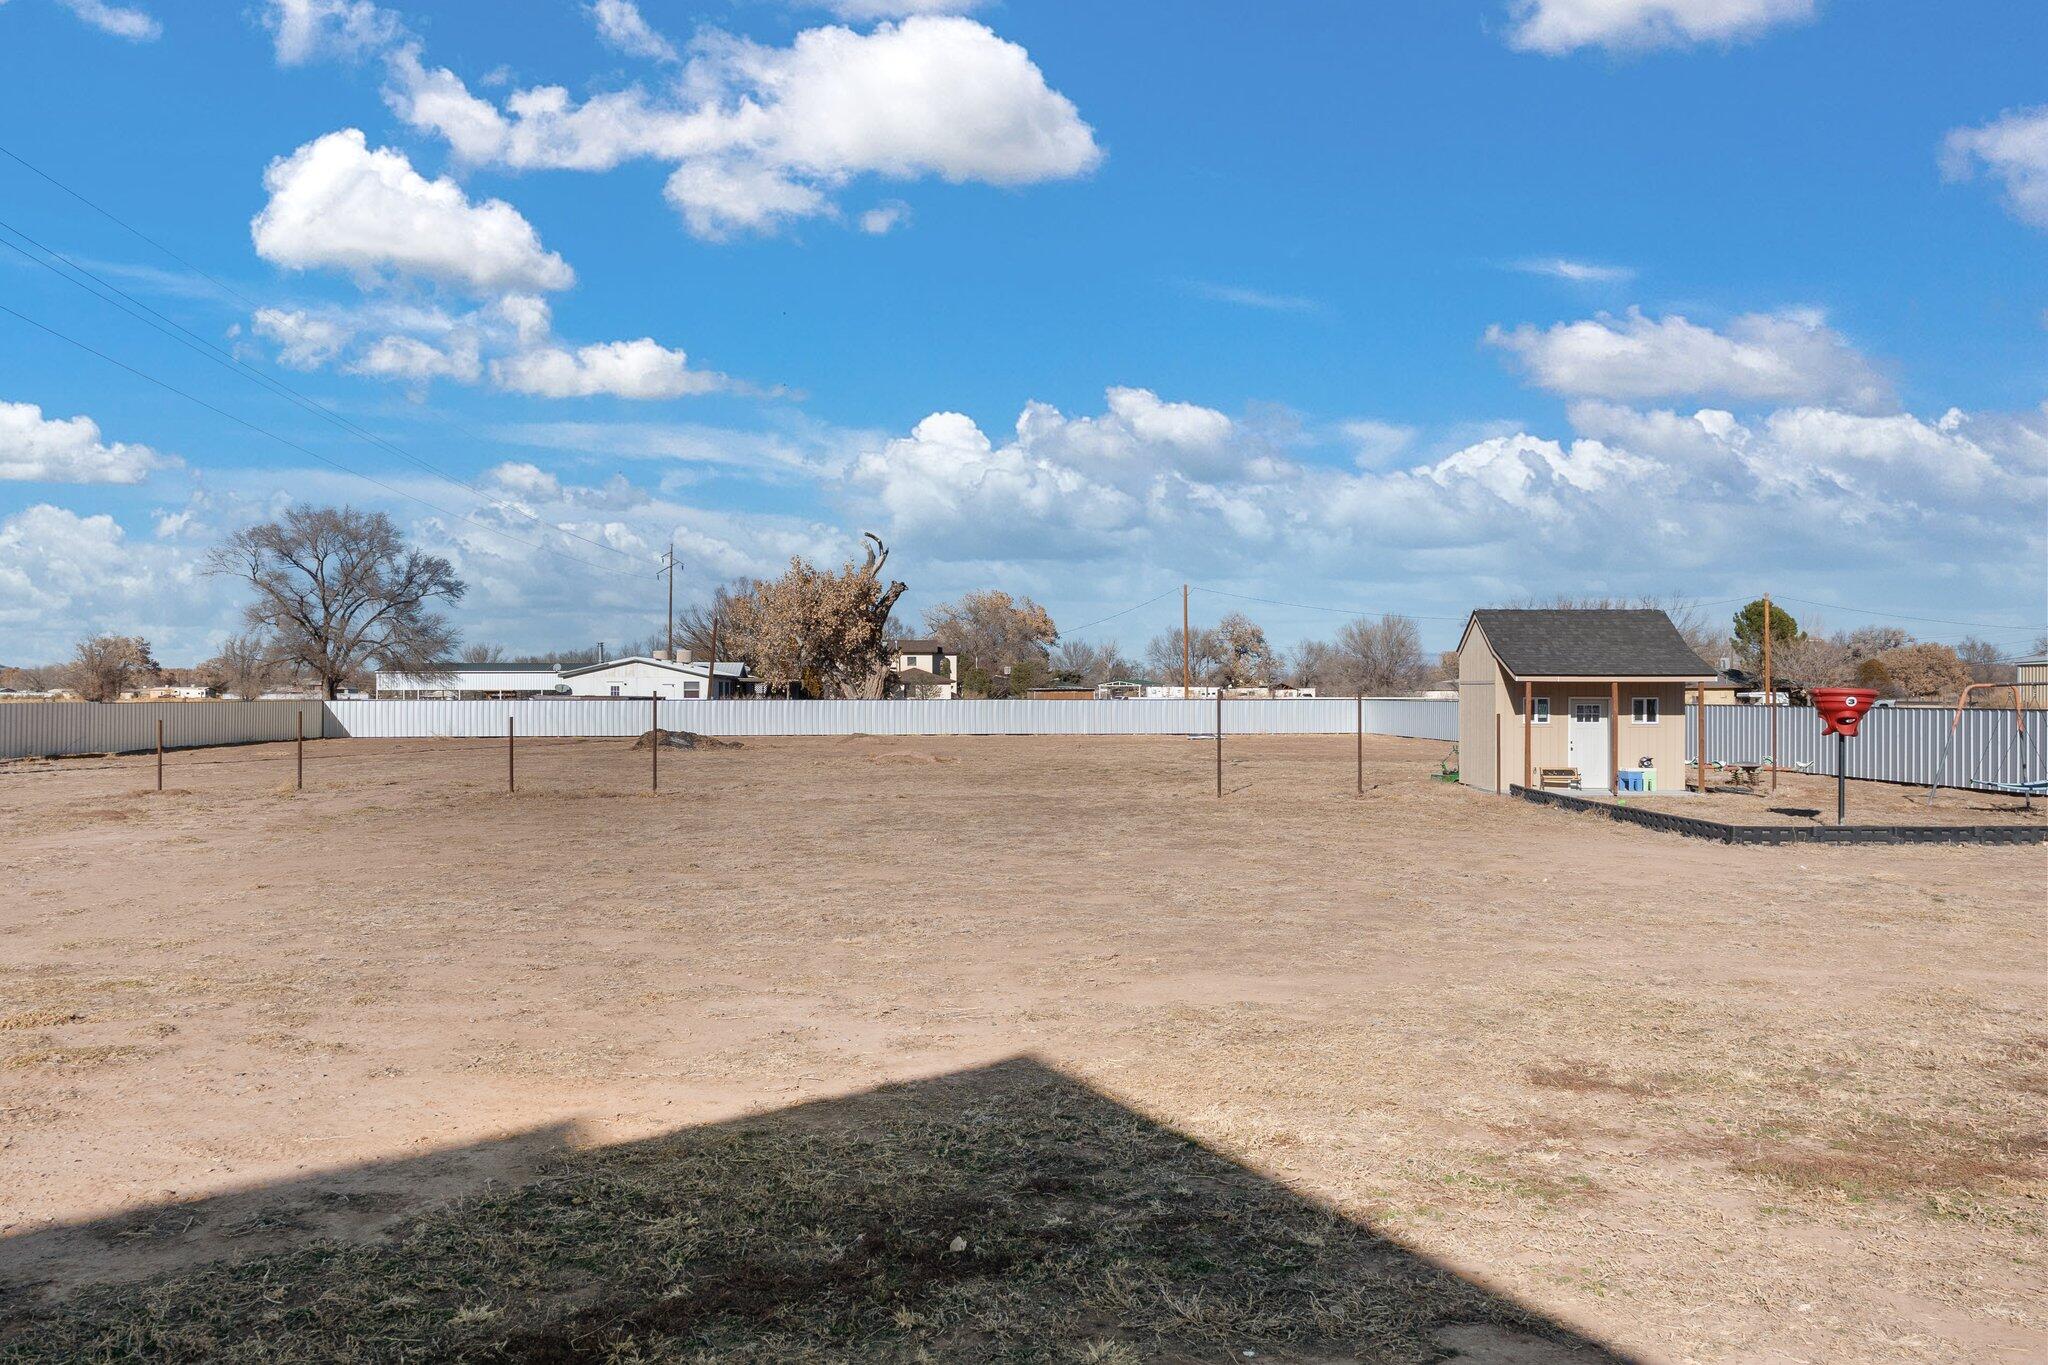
[1190,585,1469,622]
[1765,592,2045,634]
[1060,588,1181,637]
[0,301,654,583]
[0,139,263,311]
[0,216,656,577]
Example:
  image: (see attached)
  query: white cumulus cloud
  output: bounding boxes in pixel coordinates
[251,307,356,369]
[1944,105,2048,230]
[348,333,484,386]
[380,16,1100,239]
[814,1,991,18]
[57,0,160,41]
[492,339,731,400]
[1506,0,1814,55]
[589,0,677,62]
[251,128,575,294]
[0,400,163,484]
[262,0,401,65]
[1485,307,1891,411]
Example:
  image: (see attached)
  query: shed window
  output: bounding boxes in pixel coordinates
[1631,697,1659,723]
[1532,697,1551,724]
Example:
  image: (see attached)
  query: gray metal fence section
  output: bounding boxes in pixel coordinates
[322,697,1460,741]
[0,701,326,761]
[1685,704,2042,790]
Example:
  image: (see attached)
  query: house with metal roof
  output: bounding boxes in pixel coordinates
[1455,609,1715,795]
[559,655,755,699]
[375,662,571,699]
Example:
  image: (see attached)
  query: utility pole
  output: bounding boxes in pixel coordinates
[657,545,679,659]
[706,615,721,701]
[1182,584,1192,699]
[1762,593,1777,793]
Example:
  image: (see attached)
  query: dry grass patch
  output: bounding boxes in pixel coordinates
[1524,1061,1669,1099]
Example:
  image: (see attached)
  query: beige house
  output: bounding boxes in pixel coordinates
[1458,609,1715,795]
[888,639,959,700]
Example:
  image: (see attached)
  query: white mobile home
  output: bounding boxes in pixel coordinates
[559,656,753,700]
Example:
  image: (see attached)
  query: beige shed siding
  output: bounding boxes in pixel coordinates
[1457,624,1502,791]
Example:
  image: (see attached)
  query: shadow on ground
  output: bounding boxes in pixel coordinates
[0,1057,1632,1363]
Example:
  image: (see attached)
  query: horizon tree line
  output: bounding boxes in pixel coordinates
[6,503,2039,705]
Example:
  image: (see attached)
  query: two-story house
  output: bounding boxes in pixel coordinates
[887,639,959,700]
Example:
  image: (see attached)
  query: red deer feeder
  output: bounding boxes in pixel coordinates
[1810,686,1880,825]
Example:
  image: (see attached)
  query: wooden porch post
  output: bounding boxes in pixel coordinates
[1521,679,1533,791]
[1697,683,1709,796]
[1609,681,1620,792]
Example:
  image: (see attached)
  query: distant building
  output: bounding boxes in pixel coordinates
[376,662,571,699]
[2017,655,2048,709]
[1025,684,1095,701]
[376,657,757,700]
[559,656,755,699]
[1688,666,1755,707]
[887,639,959,699]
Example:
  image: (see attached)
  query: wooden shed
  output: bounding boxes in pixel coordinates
[1457,609,1715,795]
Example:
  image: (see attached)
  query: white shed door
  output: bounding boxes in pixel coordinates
[1568,698,1609,789]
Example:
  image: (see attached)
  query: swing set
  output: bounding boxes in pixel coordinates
[1926,683,2042,808]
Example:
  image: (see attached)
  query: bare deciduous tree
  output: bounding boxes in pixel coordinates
[1051,638,1135,685]
[207,505,466,700]
[922,590,1059,696]
[460,642,507,665]
[718,534,906,698]
[202,632,278,700]
[669,579,766,661]
[1864,642,1973,701]
[65,634,159,702]
[1291,614,1429,695]
[1142,612,1275,688]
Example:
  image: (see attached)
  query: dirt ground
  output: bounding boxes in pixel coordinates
[0,734,2041,1362]
[1589,766,2046,827]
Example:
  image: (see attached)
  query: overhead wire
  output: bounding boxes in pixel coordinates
[0,215,656,578]
[0,301,656,583]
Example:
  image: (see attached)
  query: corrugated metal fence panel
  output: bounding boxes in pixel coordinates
[0,701,325,761]
[321,697,1461,741]
[1685,704,2043,790]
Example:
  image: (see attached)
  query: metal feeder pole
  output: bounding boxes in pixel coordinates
[1836,731,1847,826]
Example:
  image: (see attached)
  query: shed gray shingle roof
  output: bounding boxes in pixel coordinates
[1468,609,1713,679]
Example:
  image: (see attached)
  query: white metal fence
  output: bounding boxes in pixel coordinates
[0,701,326,761]
[1686,704,2042,791]
[322,697,1461,741]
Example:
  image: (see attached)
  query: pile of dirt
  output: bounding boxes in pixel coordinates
[630,729,740,751]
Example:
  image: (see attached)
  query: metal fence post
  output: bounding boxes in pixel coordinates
[508,714,516,794]
[296,709,304,791]
[155,717,164,792]
[1356,690,1364,795]
[1215,689,1223,798]
[651,694,659,792]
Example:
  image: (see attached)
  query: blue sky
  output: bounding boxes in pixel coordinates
[1,0,2043,665]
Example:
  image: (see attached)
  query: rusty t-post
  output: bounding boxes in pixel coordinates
[1215,687,1223,798]
[508,714,516,793]
[295,709,304,791]
[155,717,164,792]
[1356,689,1364,795]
